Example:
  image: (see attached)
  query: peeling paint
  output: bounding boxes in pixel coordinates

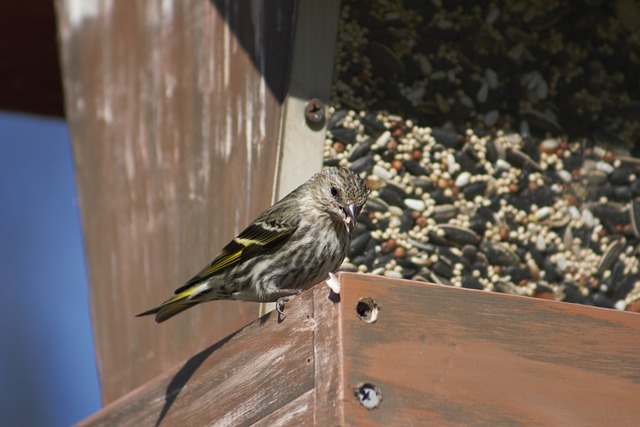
[124,136,136,182]
[65,0,113,28]
[97,94,113,124]
[161,0,173,18]
[223,13,230,89]
[164,74,176,99]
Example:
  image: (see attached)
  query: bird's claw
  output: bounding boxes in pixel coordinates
[276,296,290,317]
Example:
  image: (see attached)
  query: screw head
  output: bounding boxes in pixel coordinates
[305,98,325,124]
[355,383,382,410]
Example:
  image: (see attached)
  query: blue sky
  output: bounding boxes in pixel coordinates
[0,111,101,426]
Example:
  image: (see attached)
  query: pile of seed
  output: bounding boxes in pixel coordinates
[326,0,640,311]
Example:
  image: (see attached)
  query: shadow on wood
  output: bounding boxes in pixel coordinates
[76,273,640,426]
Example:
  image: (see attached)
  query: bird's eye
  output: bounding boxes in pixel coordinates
[330,186,339,197]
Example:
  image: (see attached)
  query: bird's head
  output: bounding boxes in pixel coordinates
[316,167,369,234]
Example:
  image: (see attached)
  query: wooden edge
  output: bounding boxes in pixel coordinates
[274,0,341,198]
[75,294,317,427]
[336,273,640,426]
[255,280,347,426]
[311,279,346,426]
[260,0,341,319]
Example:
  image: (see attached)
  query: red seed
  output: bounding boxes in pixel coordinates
[535,291,556,300]
[381,239,396,254]
[603,151,614,163]
[393,246,406,258]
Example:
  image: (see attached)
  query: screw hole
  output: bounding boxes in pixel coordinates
[355,382,382,410]
[356,297,380,323]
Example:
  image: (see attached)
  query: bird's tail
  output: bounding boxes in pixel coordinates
[136,285,205,323]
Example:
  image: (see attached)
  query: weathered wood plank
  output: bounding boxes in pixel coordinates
[75,273,640,425]
[75,294,315,427]
[338,273,640,426]
[54,0,297,403]
[311,277,345,426]
[251,389,315,427]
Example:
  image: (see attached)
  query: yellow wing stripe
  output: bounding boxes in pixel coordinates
[197,237,261,277]
[165,288,196,305]
[236,237,261,246]
[165,283,208,305]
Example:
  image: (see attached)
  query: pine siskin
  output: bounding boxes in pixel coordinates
[137,167,369,322]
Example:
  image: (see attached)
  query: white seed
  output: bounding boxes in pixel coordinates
[535,206,551,221]
[595,161,614,174]
[495,159,511,171]
[447,153,457,175]
[568,206,581,220]
[375,130,391,148]
[373,164,391,180]
[455,171,472,187]
[536,234,547,251]
[556,253,568,272]
[615,300,627,311]
[404,198,426,211]
[540,138,558,152]
[557,169,572,183]
[388,206,404,217]
[582,208,598,228]
[384,270,403,279]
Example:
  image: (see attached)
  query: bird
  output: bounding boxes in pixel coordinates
[137,166,369,322]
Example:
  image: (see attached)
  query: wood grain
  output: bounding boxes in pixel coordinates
[55,0,297,403]
[338,273,640,426]
[311,282,345,426]
[74,273,640,425]
[76,294,315,427]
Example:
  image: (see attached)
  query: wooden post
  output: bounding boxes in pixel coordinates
[55,0,301,403]
[75,273,640,426]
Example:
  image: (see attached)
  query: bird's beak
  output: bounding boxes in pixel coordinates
[346,203,359,230]
[347,203,360,222]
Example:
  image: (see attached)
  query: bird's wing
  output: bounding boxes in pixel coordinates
[174,207,299,294]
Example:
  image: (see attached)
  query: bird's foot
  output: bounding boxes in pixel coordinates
[274,289,303,318]
[276,296,290,316]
